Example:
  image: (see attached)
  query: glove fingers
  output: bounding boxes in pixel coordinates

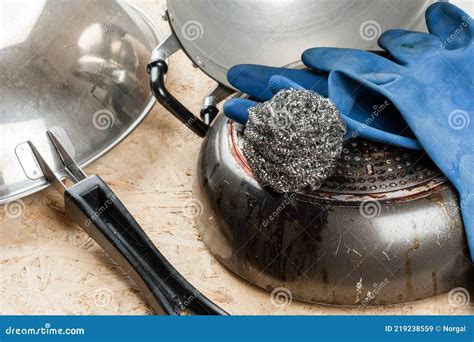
[378,29,442,65]
[426,2,473,49]
[227,64,328,101]
[329,70,421,150]
[302,47,400,74]
[268,75,306,94]
[223,98,257,124]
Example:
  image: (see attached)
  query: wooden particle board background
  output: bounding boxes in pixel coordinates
[0,0,472,315]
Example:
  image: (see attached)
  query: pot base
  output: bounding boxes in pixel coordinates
[194,114,473,306]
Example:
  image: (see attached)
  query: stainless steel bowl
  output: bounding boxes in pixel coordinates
[0,0,164,204]
[149,0,441,137]
[167,0,439,88]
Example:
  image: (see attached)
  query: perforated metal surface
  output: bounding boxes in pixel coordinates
[235,126,447,196]
[320,139,446,194]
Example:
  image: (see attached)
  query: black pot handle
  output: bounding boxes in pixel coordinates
[148,59,215,137]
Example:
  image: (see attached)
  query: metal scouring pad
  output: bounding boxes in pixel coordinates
[242,89,346,193]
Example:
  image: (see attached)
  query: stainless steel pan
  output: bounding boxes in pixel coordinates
[149,0,440,136]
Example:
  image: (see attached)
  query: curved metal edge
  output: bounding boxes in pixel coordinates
[165,7,235,90]
[227,119,450,206]
[0,1,165,206]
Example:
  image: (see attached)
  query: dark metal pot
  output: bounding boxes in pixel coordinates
[193,115,473,305]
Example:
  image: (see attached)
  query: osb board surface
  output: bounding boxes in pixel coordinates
[1,0,472,315]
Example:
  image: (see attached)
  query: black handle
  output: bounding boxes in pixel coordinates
[148,59,219,137]
[64,174,228,315]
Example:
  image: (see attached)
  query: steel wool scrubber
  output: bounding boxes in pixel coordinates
[242,89,346,193]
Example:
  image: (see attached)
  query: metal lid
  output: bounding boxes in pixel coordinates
[0,0,164,204]
[167,0,440,88]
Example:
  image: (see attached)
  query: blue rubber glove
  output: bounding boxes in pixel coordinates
[224,60,422,150]
[302,2,474,259]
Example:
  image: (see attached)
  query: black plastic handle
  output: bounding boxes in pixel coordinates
[64,174,227,315]
[148,59,218,137]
